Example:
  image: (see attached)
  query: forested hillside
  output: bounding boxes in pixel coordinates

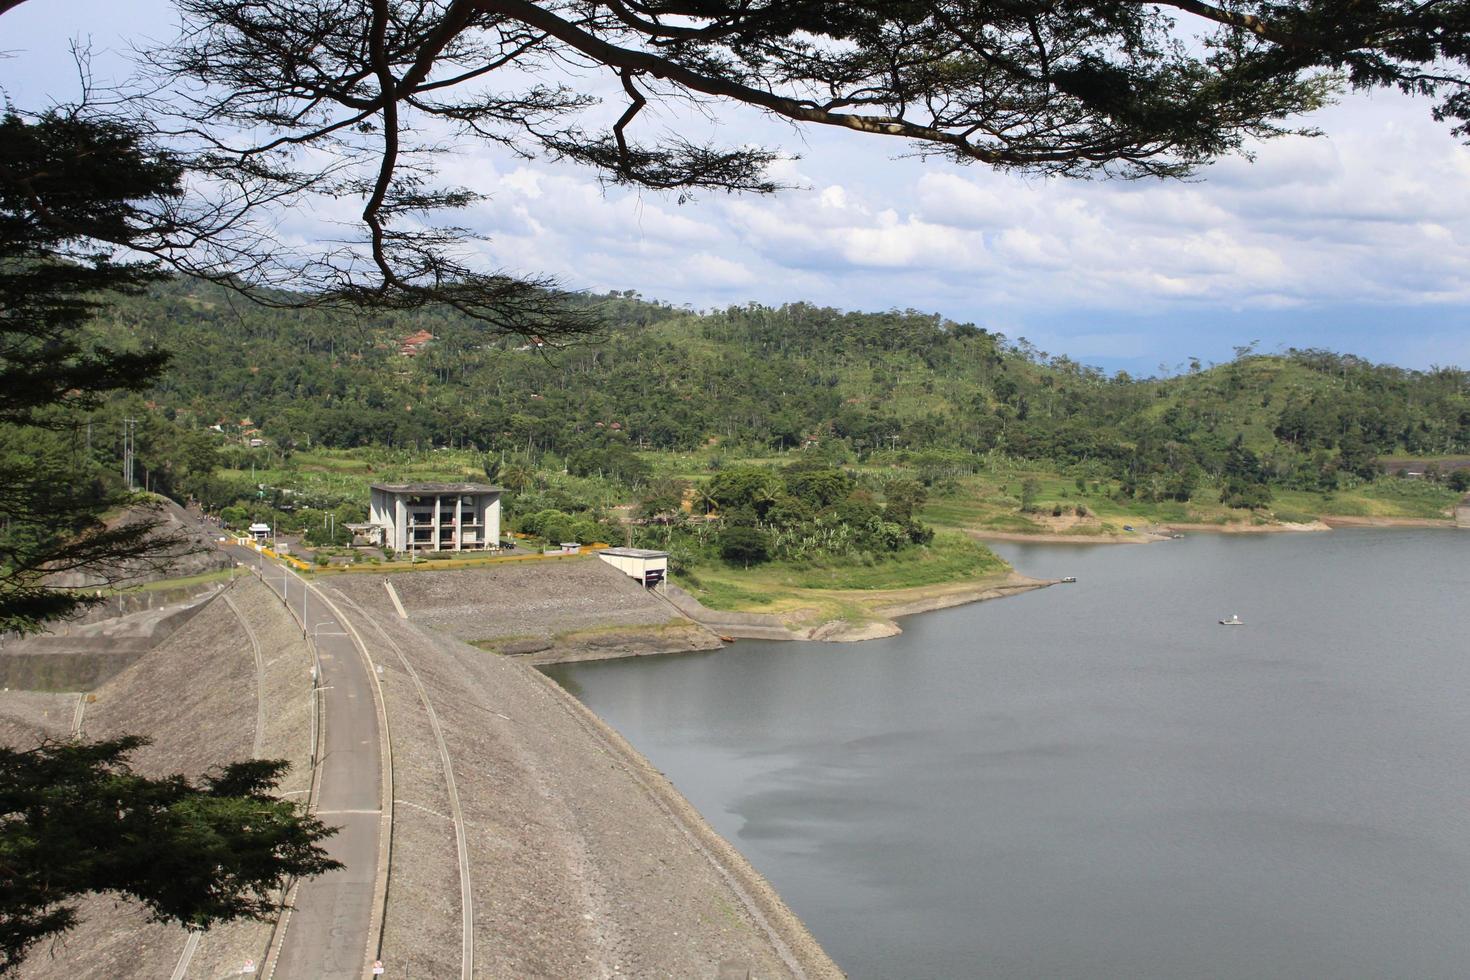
[99,278,1470,500]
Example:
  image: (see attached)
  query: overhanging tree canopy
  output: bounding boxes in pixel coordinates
[6,0,1470,331]
[79,0,1467,317]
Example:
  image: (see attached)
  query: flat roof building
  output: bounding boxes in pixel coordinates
[369,482,502,553]
[597,547,668,587]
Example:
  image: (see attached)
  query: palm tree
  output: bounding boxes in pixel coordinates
[500,459,535,494]
[690,483,718,516]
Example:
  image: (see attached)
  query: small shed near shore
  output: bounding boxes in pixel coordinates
[597,547,668,588]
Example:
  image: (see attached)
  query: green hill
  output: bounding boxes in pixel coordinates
[98,278,1469,492]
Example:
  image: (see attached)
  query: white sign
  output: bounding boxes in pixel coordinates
[241,961,256,975]
[373,960,385,975]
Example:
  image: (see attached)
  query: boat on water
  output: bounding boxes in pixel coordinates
[1219,614,1244,626]
[1060,576,1077,583]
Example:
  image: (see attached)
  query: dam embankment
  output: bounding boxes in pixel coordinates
[3,558,843,978]
[363,557,726,663]
[329,569,845,978]
[0,589,221,690]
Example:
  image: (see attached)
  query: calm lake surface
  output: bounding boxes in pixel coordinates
[546,530,1470,979]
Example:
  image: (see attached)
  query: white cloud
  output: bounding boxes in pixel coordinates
[7,1,1470,366]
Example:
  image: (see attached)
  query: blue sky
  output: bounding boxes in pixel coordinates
[4,0,1470,375]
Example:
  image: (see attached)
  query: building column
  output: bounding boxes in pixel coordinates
[432,494,441,553]
[394,495,407,551]
[454,496,463,551]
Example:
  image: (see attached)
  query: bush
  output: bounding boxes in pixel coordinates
[521,508,572,536]
[1019,477,1041,511]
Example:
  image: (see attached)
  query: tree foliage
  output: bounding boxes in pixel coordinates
[0,0,1458,332]
[0,112,175,425]
[0,736,340,975]
[148,0,1470,199]
[0,111,193,633]
[95,280,1470,500]
[718,525,771,565]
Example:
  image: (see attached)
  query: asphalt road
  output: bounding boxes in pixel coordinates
[234,547,383,980]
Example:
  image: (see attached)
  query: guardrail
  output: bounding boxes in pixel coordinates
[234,539,313,571]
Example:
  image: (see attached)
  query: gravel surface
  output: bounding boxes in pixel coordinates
[340,559,725,664]
[48,497,232,591]
[0,690,77,744]
[328,582,844,979]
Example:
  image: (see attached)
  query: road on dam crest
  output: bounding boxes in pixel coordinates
[232,546,388,980]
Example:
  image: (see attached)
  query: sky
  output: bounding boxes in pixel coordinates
[4,1,1470,375]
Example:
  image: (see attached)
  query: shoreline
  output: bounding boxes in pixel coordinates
[524,570,1058,662]
[526,664,846,978]
[966,528,1166,545]
[635,571,1056,650]
[966,514,1461,545]
[1317,515,1457,528]
[875,572,1056,621]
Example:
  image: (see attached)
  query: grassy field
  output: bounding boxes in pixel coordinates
[1271,480,1461,519]
[676,532,1011,624]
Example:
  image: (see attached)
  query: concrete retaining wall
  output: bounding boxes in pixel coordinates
[0,592,221,691]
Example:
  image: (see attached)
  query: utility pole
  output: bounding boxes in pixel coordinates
[122,419,138,491]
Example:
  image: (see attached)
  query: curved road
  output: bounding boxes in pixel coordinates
[336,590,475,979]
[235,547,388,980]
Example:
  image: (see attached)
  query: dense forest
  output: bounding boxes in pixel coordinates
[94,277,1470,506]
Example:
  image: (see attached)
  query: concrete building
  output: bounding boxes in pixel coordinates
[344,522,385,547]
[369,482,502,553]
[597,547,668,587]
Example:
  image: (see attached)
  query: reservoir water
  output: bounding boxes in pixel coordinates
[545,530,1470,979]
